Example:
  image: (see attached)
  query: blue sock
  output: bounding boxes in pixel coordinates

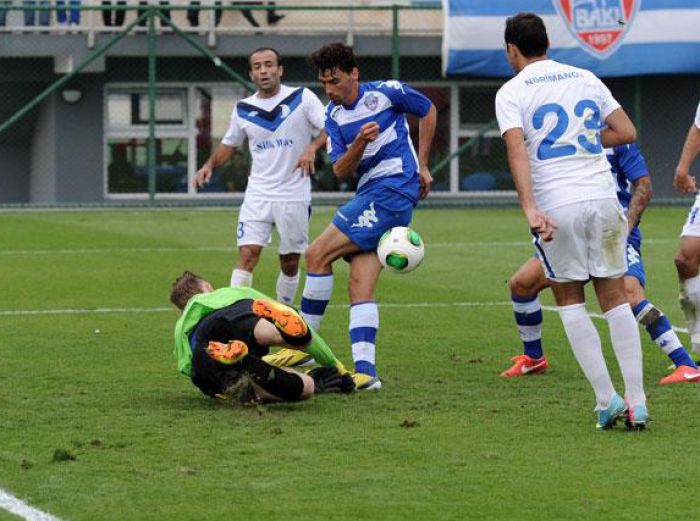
[512,294,543,359]
[632,299,698,369]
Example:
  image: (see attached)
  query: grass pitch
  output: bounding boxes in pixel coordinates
[1,207,700,521]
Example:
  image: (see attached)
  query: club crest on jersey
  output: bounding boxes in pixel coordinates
[554,0,639,59]
[364,94,378,111]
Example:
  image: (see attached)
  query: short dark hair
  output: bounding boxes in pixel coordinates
[505,13,549,58]
[308,42,357,75]
[170,271,208,311]
[248,47,281,70]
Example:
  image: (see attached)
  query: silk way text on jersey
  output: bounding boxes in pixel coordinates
[255,138,294,151]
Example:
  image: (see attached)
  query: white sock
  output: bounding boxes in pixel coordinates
[605,303,646,408]
[558,303,616,410]
[276,272,299,306]
[230,268,253,287]
[681,276,700,353]
[349,302,379,376]
[300,273,334,330]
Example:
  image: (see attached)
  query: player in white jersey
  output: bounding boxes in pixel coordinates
[673,98,700,358]
[194,48,327,308]
[495,13,647,430]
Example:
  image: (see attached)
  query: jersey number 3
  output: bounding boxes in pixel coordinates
[533,100,602,160]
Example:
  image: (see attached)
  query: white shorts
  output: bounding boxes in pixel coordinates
[534,199,628,282]
[237,198,311,254]
[680,196,700,237]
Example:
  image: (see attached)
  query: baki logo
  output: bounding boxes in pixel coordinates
[554,0,639,59]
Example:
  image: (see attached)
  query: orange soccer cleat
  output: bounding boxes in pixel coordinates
[252,299,309,338]
[500,354,549,378]
[206,340,249,365]
[659,365,700,385]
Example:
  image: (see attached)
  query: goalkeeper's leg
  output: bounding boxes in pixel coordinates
[254,301,349,374]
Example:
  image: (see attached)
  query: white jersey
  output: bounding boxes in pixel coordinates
[222,84,325,202]
[695,98,700,129]
[496,59,621,212]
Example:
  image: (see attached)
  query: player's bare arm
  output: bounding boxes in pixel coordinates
[626,176,652,233]
[194,143,235,188]
[503,128,557,241]
[600,108,637,148]
[293,129,328,177]
[332,121,379,180]
[673,124,700,194]
[417,103,437,199]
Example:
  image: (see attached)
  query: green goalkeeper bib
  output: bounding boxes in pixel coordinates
[173,286,269,377]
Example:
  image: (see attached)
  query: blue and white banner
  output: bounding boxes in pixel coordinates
[443,0,700,77]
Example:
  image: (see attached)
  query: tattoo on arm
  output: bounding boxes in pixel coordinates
[627,177,652,231]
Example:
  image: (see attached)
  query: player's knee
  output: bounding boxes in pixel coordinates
[675,250,698,278]
[279,254,300,276]
[305,243,327,273]
[510,274,535,298]
[238,248,261,271]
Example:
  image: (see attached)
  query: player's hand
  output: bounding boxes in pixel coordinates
[526,208,557,242]
[418,164,432,200]
[293,145,316,177]
[673,170,697,194]
[194,165,213,188]
[308,366,355,394]
[356,122,379,144]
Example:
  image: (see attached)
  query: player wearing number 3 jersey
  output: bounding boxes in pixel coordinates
[495,13,647,430]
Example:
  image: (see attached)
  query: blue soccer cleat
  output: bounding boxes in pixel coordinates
[625,404,648,431]
[595,393,627,431]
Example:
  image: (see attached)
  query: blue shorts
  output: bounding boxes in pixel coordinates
[625,238,645,287]
[332,189,414,251]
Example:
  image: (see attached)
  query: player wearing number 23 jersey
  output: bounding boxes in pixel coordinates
[495,13,646,430]
[496,59,620,213]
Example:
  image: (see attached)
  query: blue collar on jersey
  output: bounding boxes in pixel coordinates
[236,87,303,132]
[340,83,366,111]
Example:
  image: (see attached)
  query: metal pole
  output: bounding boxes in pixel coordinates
[391,4,399,79]
[155,11,254,92]
[430,119,498,176]
[0,11,150,137]
[148,6,157,201]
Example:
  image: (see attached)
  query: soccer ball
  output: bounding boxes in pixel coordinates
[376,226,425,274]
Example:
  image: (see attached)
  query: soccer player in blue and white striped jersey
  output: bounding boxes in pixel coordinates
[298,42,436,390]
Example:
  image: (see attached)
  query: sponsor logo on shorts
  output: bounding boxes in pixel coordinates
[351,201,379,229]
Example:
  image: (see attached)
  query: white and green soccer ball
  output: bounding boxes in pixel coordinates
[376,226,425,274]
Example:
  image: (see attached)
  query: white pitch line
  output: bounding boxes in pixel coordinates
[0,300,690,335]
[0,301,511,317]
[0,238,678,256]
[0,489,64,521]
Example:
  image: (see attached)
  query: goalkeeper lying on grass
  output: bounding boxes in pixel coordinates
[170,271,355,403]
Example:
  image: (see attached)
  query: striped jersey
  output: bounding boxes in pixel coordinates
[325,80,432,202]
[222,84,325,202]
[606,143,648,246]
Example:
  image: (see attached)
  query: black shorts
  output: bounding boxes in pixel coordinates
[189,300,304,401]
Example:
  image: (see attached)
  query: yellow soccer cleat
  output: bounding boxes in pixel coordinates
[262,348,314,368]
[252,299,309,339]
[352,372,382,391]
[206,340,249,365]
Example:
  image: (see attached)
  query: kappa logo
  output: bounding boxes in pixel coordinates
[554,0,640,59]
[364,94,378,111]
[350,201,379,229]
[626,244,640,266]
